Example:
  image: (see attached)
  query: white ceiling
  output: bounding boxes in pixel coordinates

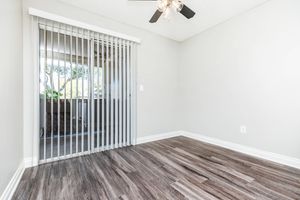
[60,0,269,41]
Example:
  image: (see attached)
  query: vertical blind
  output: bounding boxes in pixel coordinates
[36,17,137,163]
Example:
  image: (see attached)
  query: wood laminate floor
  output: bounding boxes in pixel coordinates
[13,136,300,200]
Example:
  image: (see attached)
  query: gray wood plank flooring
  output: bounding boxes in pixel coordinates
[12,136,300,200]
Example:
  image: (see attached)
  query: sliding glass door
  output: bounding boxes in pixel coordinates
[37,19,137,163]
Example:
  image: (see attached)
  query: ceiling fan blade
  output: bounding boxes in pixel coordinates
[180,4,195,19]
[149,10,163,23]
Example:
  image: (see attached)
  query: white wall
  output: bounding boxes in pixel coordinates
[23,0,180,162]
[0,0,23,195]
[179,0,300,159]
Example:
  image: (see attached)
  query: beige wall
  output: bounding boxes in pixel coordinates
[179,0,300,158]
[0,0,23,195]
[23,0,180,161]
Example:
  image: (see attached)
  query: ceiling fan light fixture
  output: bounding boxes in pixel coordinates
[157,0,169,12]
[148,0,195,23]
[163,7,172,19]
[172,0,183,12]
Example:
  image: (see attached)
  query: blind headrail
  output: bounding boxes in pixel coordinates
[28,8,141,44]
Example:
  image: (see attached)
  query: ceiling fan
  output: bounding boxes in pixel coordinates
[130,0,196,23]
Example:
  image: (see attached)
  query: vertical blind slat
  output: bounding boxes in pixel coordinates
[129,42,132,146]
[110,37,114,149]
[63,29,67,156]
[87,30,91,153]
[75,28,79,154]
[43,26,47,160]
[91,32,95,153]
[126,41,130,146]
[81,29,85,153]
[118,39,122,148]
[96,34,100,151]
[115,38,119,148]
[50,22,54,160]
[122,40,126,146]
[131,43,136,145]
[101,34,105,151]
[105,36,109,150]
[57,24,61,157]
[69,26,73,155]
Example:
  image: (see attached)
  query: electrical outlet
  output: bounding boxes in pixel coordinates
[240,126,247,134]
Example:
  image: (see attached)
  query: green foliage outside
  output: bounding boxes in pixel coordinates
[44,88,63,100]
[43,65,88,100]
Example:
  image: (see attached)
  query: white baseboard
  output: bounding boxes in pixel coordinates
[0,162,25,200]
[24,157,33,168]
[24,157,38,168]
[136,131,181,144]
[181,131,300,170]
[137,130,300,170]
